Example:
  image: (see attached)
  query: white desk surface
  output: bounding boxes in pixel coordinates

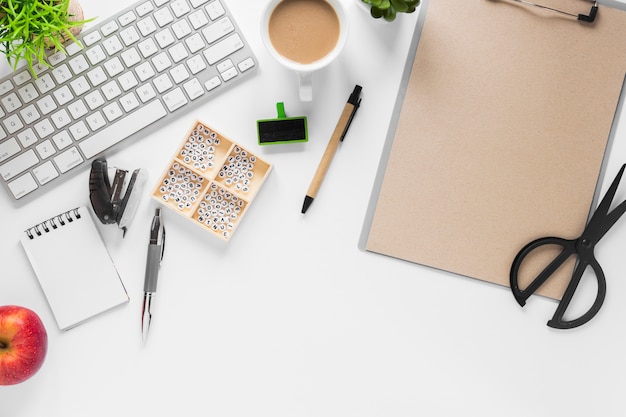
[3,0,626,415]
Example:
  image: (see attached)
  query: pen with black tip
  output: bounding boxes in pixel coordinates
[142,208,165,344]
[301,84,362,214]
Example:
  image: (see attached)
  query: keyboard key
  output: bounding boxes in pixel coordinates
[238,57,255,72]
[34,74,56,94]
[122,47,142,66]
[86,45,107,65]
[187,55,207,74]
[101,21,120,36]
[204,33,244,65]
[152,53,172,72]
[189,9,209,29]
[13,70,31,86]
[204,76,221,91]
[17,128,38,148]
[154,7,174,27]
[202,17,234,44]
[8,173,38,199]
[171,0,191,17]
[53,85,74,105]
[20,104,41,124]
[34,119,55,139]
[121,26,141,46]
[168,43,189,63]
[0,149,38,181]
[65,42,83,56]
[87,66,108,87]
[135,62,156,82]
[153,74,173,93]
[221,66,238,82]
[52,64,73,84]
[54,147,84,173]
[33,161,59,185]
[3,114,23,134]
[137,84,157,103]
[70,75,91,96]
[0,80,13,96]
[52,131,73,150]
[120,92,140,112]
[51,109,72,129]
[102,81,122,100]
[183,78,204,100]
[70,103,89,124]
[156,29,176,48]
[35,140,57,160]
[185,33,206,53]
[102,102,123,122]
[2,92,22,112]
[136,1,154,16]
[79,100,167,158]
[118,72,139,91]
[103,35,124,55]
[85,91,106,110]
[170,64,190,84]
[138,38,159,58]
[104,56,125,77]
[163,87,188,111]
[36,96,58,115]
[48,51,67,66]
[83,31,102,46]
[69,121,89,140]
[172,20,191,39]
[86,111,107,131]
[119,10,137,27]
[0,138,21,163]
[205,0,226,20]
[17,84,39,103]
[138,16,158,36]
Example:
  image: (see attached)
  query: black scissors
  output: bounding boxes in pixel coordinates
[510,163,626,329]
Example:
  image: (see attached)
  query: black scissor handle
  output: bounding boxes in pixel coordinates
[547,254,606,329]
[509,236,607,329]
[510,237,576,306]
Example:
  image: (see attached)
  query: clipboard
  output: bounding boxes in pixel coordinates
[360,0,626,299]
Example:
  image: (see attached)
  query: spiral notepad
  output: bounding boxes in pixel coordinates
[20,206,129,330]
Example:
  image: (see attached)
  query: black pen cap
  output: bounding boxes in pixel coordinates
[348,85,362,105]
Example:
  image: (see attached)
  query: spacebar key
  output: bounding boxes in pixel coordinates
[79,100,168,159]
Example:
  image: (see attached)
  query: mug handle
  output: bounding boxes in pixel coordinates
[297,71,313,102]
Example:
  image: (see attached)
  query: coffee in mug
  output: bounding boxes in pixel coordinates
[261,0,348,101]
[268,0,341,65]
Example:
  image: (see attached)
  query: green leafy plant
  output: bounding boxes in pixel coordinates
[360,0,420,22]
[0,0,93,75]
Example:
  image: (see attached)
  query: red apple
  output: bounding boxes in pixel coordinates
[0,305,48,386]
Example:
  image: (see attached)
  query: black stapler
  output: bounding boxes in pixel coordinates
[89,158,146,237]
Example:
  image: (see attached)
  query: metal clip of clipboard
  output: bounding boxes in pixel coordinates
[502,0,598,22]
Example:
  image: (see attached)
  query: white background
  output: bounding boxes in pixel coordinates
[2,0,626,416]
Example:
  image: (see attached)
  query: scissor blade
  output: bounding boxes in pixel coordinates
[586,163,626,242]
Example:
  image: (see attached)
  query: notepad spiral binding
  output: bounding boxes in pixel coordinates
[25,208,82,240]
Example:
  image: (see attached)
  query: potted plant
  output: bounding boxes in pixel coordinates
[359,0,420,22]
[0,0,92,75]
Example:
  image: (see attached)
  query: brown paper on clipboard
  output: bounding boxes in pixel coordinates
[363,0,626,299]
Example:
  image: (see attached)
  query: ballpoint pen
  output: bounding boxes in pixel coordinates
[301,84,362,214]
[142,208,165,344]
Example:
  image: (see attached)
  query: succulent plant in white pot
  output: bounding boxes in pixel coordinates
[359,0,420,22]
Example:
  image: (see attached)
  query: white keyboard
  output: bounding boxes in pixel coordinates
[0,0,257,203]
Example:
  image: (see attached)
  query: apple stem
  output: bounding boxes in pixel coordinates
[0,341,6,349]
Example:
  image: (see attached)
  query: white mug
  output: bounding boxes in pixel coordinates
[261,0,349,102]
